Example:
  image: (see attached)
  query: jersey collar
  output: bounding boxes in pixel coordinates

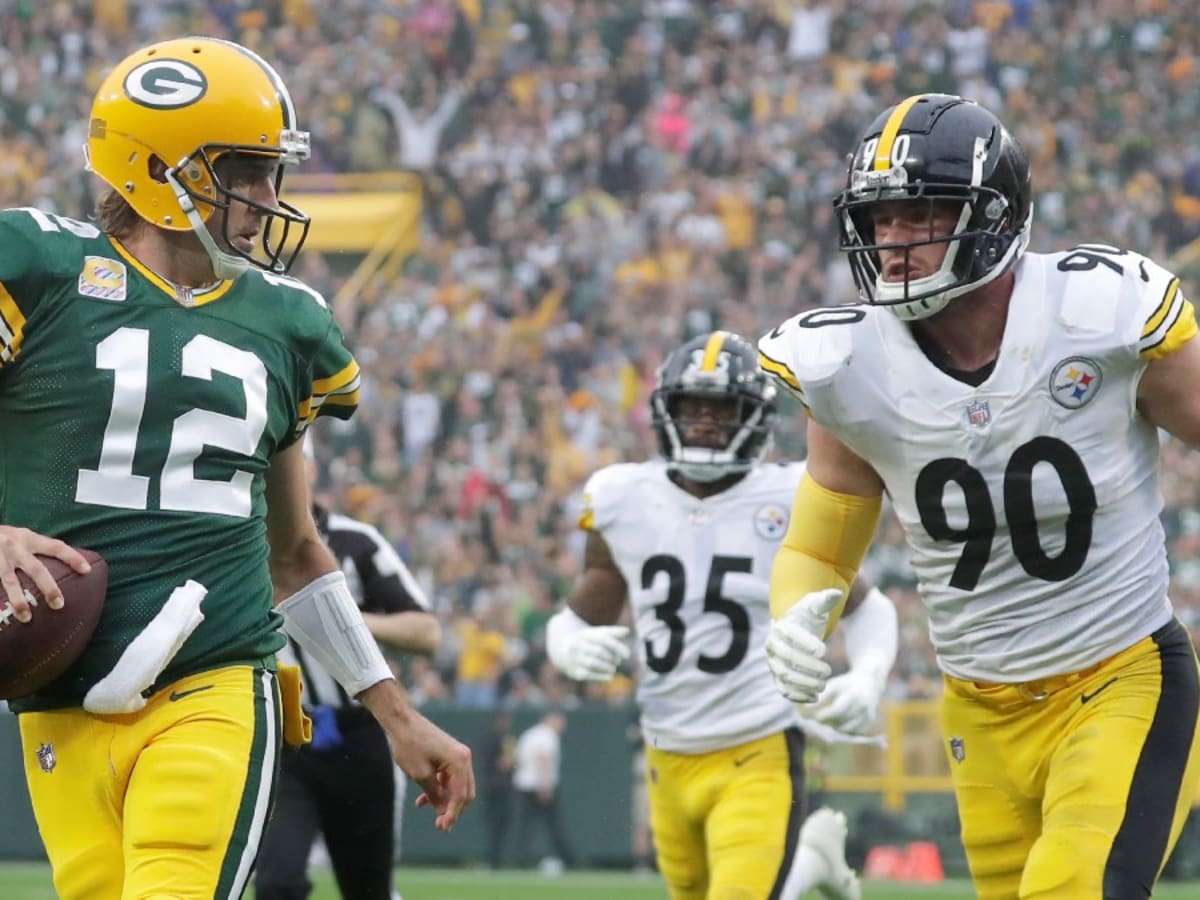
[108,237,237,308]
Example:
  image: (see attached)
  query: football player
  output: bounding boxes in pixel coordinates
[547,331,898,900]
[758,93,1200,899]
[0,37,472,899]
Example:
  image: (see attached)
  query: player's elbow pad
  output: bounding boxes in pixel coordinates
[770,472,882,624]
[276,571,394,697]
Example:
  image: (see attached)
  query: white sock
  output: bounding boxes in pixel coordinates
[780,845,830,897]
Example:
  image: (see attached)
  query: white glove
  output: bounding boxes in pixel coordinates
[546,607,631,682]
[811,666,884,734]
[765,588,839,704]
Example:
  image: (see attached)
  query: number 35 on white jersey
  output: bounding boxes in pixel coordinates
[579,460,805,753]
[759,246,1195,683]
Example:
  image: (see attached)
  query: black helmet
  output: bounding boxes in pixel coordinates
[650,331,777,483]
[833,93,1032,320]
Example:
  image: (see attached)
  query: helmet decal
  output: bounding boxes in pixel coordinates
[123,60,208,109]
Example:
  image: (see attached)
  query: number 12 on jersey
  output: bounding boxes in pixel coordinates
[77,326,269,518]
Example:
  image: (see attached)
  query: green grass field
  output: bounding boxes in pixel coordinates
[1,864,1198,899]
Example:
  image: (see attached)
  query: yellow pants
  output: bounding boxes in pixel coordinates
[645,728,806,900]
[19,665,281,900]
[942,619,1200,899]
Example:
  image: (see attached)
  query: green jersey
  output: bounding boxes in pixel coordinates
[0,207,360,712]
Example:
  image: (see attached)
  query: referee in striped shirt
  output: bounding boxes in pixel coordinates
[256,440,440,900]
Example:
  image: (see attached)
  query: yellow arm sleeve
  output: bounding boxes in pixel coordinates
[770,471,883,635]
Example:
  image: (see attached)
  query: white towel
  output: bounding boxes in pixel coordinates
[84,580,207,714]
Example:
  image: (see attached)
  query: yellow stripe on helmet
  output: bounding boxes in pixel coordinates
[700,331,729,372]
[874,94,926,171]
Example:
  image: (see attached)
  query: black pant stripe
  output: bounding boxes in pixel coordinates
[1105,619,1199,899]
[768,727,807,900]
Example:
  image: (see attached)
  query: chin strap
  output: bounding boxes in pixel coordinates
[165,168,250,281]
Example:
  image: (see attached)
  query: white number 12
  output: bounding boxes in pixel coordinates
[76,326,269,517]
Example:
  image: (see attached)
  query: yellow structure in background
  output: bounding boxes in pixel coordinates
[282,171,424,307]
[826,699,1200,811]
[821,700,953,812]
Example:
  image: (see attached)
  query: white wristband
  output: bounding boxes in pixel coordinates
[276,571,394,697]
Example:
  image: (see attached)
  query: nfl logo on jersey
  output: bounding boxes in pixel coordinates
[966,400,991,428]
[36,742,57,773]
[949,736,966,764]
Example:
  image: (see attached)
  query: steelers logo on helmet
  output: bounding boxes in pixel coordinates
[651,331,777,483]
[123,60,208,109]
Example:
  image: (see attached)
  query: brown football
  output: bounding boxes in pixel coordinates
[0,549,108,700]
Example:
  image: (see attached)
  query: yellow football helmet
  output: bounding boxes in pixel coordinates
[86,37,311,278]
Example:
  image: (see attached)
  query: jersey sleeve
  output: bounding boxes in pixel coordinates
[1133,256,1196,361]
[757,315,807,406]
[0,208,52,369]
[296,315,361,438]
[577,464,634,534]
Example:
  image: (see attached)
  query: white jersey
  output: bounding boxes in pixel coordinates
[759,247,1194,682]
[580,460,805,753]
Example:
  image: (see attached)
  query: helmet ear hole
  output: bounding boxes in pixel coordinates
[148,155,170,184]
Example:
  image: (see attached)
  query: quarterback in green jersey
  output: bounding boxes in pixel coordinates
[0,36,473,900]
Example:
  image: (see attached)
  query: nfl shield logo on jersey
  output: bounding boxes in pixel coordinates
[966,400,991,428]
[754,504,789,539]
[949,736,966,764]
[35,742,56,773]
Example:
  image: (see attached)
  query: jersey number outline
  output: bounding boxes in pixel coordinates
[915,436,1097,591]
[76,326,269,517]
[641,554,753,675]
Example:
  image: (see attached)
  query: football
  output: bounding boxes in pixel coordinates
[0,550,108,700]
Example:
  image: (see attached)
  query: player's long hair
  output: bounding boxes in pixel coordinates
[95,187,141,238]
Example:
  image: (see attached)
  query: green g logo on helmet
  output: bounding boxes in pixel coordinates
[123,60,208,109]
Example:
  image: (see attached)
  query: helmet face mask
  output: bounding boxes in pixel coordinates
[651,332,777,483]
[183,147,311,276]
[833,94,1033,321]
[87,37,312,279]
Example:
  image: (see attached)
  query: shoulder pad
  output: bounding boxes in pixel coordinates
[1050,245,1196,360]
[256,269,331,310]
[749,459,808,499]
[0,208,102,280]
[758,307,865,404]
[578,462,647,532]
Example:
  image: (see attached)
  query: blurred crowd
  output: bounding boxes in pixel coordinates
[5,0,1200,711]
